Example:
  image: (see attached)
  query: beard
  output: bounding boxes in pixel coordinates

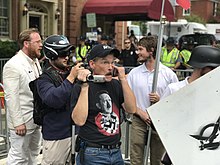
[56,62,68,70]
[28,47,41,59]
[138,56,151,64]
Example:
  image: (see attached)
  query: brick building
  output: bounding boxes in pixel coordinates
[1,0,85,45]
[0,0,126,49]
[175,0,220,22]
[1,0,220,50]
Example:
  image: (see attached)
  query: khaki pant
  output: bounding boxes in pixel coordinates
[41,137,72,165]
[130,115,165,165]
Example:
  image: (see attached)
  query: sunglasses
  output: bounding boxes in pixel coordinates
[58,51,71,57]
[124,42,131,44]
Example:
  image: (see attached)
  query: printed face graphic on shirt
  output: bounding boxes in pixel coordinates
[95,92,120,136]
[98,93,112,114]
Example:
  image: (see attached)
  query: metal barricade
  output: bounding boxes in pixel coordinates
[0,58,9,82]
[123,113,132,165]
[174,69,193,80]
[0,83,9,157]
[124,66,193,81]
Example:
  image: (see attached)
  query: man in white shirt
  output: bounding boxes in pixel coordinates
[127,36,179,165]
[161,45,220,165]
[3,28,42,165]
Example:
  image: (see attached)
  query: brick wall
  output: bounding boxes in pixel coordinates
[65,0,86,46]
[175,0,220,23]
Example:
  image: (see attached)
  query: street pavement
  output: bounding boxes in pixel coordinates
[0,153,42,165]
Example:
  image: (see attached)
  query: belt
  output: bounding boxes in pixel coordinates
[133,114,156,131]
[86,142,121,149]
[133,114,142,120]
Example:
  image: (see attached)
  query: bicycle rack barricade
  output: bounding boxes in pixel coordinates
[174,69,193,80]
[0,83,9,157]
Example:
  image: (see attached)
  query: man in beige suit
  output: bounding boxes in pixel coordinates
[3,28,42,165]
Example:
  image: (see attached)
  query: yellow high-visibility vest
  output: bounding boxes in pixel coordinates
[75,45,90,61]
[160,47,179,68]
[180,49,191,64]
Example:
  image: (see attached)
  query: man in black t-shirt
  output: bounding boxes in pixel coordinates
[70,44,137,165]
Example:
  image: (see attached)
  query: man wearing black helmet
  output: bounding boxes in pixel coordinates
[160,45,220,165]
[36,35,84,165]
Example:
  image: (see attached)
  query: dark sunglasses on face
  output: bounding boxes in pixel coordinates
[124,42,131,44]
[58,51,71,58]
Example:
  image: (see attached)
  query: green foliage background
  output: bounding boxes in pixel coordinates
[184,14,206,24]
[0,40,18,58]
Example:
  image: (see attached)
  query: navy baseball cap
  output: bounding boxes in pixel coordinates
[87,44,120,62]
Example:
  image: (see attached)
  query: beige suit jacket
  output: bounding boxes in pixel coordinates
[3,50,42,130]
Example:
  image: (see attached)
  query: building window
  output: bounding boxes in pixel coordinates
[213,2,218,16]
[183,9,190,16]
[0,0,9,37]
[213,2,220,17]
[29,3,48,38]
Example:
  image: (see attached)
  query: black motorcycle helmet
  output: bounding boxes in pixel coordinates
[43,35,75,60]
[188,45,220,69]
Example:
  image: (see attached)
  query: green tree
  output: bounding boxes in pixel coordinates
[131,21,147,36]
[184,14,206,24]
[0,40,18,58]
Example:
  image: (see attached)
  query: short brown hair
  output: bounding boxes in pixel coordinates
[138,36,157,52]
[138,36,158,58]
[18,28,40,48]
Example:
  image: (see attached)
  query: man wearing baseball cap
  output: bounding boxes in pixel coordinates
[86,44,120,62]
[70,44,136,165]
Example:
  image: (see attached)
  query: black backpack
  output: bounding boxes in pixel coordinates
[29,67,63,125]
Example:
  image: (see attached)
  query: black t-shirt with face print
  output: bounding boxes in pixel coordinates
[70,79,124,145]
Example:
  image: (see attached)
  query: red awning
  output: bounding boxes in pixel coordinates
[148,0,174,21]
[82,0,174,21]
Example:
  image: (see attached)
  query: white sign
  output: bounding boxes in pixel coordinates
[148,66,220,165]
[86,13,96,28]
[86,32,98,41]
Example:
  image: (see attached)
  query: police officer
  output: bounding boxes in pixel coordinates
[179,37,195,69]
[75,36,91,62]
[118,38,138,67]
[160,37,182,70]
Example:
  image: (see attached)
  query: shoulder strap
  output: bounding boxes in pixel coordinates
[29,78,38,97]
[43,66,63,87]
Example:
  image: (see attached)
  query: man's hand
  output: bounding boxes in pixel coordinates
[113,65,126,81]
[77,69,91,82]
[149,92,160,103]
[67,63,84,83]
[137,108,151,125]
[15,124,27,136]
